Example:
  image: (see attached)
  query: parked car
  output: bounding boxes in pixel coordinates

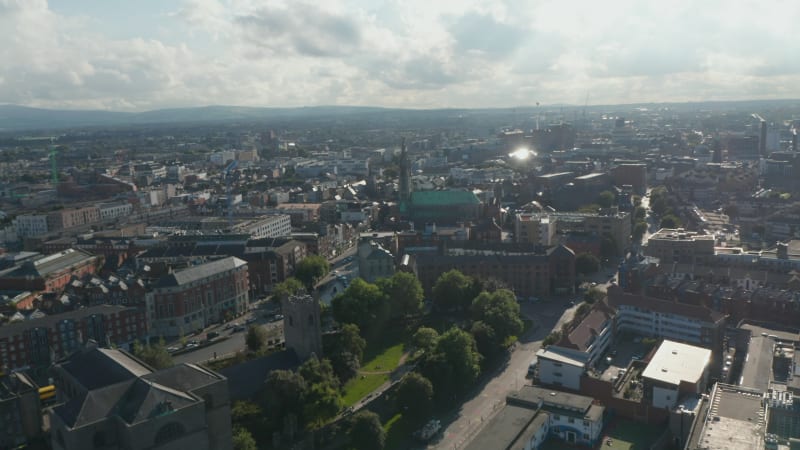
[207,331,220,340]
[232,325,246,333]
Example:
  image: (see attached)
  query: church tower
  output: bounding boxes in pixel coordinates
[282,294,322,361]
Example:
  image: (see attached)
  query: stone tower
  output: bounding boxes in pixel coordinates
[282,294,322,361]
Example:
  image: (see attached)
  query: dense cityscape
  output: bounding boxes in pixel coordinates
[1,99,800,450]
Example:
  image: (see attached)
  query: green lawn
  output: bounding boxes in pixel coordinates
[341,373,389,406]
[341,327,407,407]
[361,343,404,372]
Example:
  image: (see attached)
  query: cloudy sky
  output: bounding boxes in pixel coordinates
[1,0,797,111]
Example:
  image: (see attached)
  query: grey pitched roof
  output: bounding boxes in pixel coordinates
[155,256,247,288]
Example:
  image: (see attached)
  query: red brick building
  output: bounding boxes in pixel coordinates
[0,249,99,293]
[0,305,146,374]
[147,257,249,337]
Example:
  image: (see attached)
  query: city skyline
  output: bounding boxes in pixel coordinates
[2,0,799,111]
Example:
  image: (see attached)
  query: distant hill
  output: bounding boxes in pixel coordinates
[2,99,800,132]
[0,104,392,132]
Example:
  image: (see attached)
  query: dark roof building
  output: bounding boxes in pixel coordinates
[50,346,233,450]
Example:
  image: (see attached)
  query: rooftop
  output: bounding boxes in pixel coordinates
[463,404,537,450]
[155,256,247,288]
[642,340,711,386]
[692,384,765,450]
[507,385,601,421]
[649,228,715,242]
[409,189,481,206]
[0,305,138,341]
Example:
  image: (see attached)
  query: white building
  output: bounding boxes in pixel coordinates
[536,347,587,391]
[232,215,292,239]
[641,340,711,409]
[13,214,49,238]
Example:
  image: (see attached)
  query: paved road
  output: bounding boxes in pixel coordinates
[429,299,575,449]
[173,314,284,364]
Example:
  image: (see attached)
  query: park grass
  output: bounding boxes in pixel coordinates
[341,331,407,407]
[341,372,389,406]
[361,342,404,372]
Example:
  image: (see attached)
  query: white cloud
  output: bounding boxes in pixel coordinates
[0,0,799,110]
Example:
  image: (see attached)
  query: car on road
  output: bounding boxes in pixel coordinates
[185,340,200,349]
[167,346,180,353]
[232,325,246,333]
[207,331,220,340]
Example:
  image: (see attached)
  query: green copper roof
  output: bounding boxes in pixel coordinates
[410,190,481,206]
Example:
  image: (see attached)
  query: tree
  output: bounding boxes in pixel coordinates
[245,325,267,352]
[327,324,366,382]
[575,253,600,276]
[298,356,340,389]
[578,203,601,213]
[262,370,306,423]
[294,255,331,290]
[303,382,342,429]
[232,426,258,450]
[470,320,500,359]
[348,410,386,450]
[337,323,366,361]
[660,214,682,229]
[331,278,388,331]
[132,339,173,370]
[413,327,439,352]
[470,289,523,344]
[272,277,304,301]
[376,271,424,317]
[395,373,434,418]
[584,287,606,304]
[632,221,648,242]
[596,190,615,208]
[433,327,481,392]
[432,269,474,312]
[723,204,739,218]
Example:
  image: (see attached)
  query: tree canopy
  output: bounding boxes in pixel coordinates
[395,373,434,419]
[272,277,305,301]
[596,190,615,208]
[432,269,475,312]
[132,339,173,370]
[331,278,389,331]
[348,410,386,450]
[470,289,523,344]
[245,325,268,352]
[376,271,424,317]
[413,327,439,352]
[294,255,331,290]
[660,214,682,229]
[421,327,481,398]
[575,252,600,275]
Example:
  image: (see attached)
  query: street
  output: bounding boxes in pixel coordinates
[429,298,576,449]
[173,308,284,365]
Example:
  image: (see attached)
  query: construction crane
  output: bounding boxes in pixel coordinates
[224,160,238,227]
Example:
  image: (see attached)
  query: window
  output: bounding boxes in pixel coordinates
[568,417,575,424]
[583,420,590,427]
[583,433,590,440]
[553,414,560,420]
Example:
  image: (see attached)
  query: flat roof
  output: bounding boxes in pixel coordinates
[536,347,588,367]
[463,404,537,450]
[740,335,773,391]
[694,384,765,450]
[642,340,710,386]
